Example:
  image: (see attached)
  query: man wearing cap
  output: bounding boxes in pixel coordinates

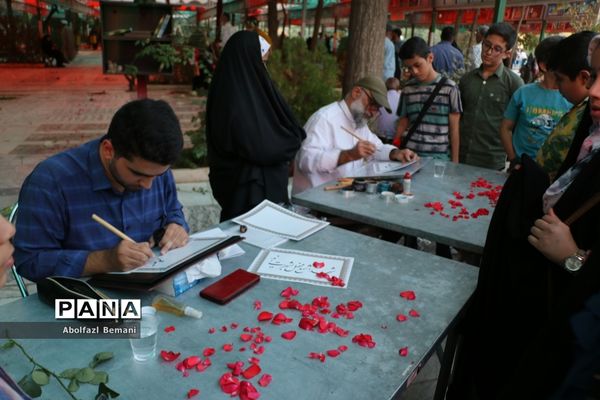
[292,76,417,194]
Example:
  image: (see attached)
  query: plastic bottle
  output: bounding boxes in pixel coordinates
[403,172,412,195]
[151,295,203,319]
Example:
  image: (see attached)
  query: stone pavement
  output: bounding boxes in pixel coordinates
[0,50,440,399]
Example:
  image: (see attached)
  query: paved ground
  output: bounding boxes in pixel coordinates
[0,50,440,399]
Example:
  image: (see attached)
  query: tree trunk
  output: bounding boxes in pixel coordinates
[268,0,279,49]
[280,3,288,49]
[342,0,387,95]
[309,0,324,52]
[5,0,16,59]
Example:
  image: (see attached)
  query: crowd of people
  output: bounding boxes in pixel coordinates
[2,17,600,399]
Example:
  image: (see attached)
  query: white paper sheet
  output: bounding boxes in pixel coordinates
[224,225,287,249]
[232,200,329,241]
[190,228,245,260]
[247,248,353,288]
[352,158,418,177]
[109,237,228,274]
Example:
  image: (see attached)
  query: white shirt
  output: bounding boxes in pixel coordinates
[468,42,482,70]
[293,100,398,194]
[221,22,238,47]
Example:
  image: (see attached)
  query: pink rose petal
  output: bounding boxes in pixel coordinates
[160,350,180,362]
[187,389,200,398]
[399,291,416,301]
[281,331,297,340]
[399,347,409,357]
[164,325,175,333]
[409,309,420,318]
[258,374,272,387]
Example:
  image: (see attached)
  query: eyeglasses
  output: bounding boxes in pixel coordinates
[482,40,506,55]
[360,88,379,110]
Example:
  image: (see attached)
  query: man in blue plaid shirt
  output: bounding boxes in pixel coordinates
[14,99,189,281]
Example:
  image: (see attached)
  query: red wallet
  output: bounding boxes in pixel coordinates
[199,269,260,305]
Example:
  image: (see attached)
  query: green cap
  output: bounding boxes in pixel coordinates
[355,75,392,113]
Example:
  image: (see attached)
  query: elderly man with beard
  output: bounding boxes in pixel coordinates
[293,76,417,194]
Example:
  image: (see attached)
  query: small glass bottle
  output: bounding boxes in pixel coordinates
[152,295,203,319]
[403,172,412,195]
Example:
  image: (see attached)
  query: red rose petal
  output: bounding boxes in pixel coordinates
[253,300,262,310]
[164,325,175,333]
[400,291,416,301]
[223,344,234,352]
[326,349,340,358]
[221,325,228,332]
[409,309,420,317]
[160,350,180,362]
[240,333,253,342]
[396,314,408,322]
[352,333,376,348]
[309,352,326,362]
[347,300,363,311]
[239,380,260,400]
[203,347,215,357]
[219,373,240,396]
[272,312,292,325]
[208,327,216,334]
[258,374,272,387]
[183,356,201,369]
[187,389,200,398]
[399,347,409,357]
[196,363,208,372]
[280,286,299,298]
[281,331,297,340]
[248,357,261,365]
[231,323,239,329]
[242,363,262,379]
[338,345,348,352]
[257,311,273,322]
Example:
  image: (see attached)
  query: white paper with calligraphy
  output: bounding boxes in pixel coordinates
[247,248,353,288]
[232,200,329,241]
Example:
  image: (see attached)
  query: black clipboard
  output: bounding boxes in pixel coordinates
[88,235,243,292]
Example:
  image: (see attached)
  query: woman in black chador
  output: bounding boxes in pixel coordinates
[206,31,306,221]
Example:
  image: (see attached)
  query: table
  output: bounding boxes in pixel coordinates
[0,224,478,399]
[293,159,507,254]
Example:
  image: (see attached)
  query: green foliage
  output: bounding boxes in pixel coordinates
[1,339,118,399]
[519,33,539,54]
[135,39,194,73]
[174,96,209,168]
[268,37,339,125]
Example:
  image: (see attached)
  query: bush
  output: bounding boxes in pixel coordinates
[268,37,339,124]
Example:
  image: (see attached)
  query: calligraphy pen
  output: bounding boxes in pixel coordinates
[341,126,372,164]
[91,214,135,242]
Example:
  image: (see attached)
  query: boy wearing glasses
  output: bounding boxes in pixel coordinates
[393,36,462,162]
[459,22,524,170]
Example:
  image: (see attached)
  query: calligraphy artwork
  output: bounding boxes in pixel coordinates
[232,200,329,241]
[247,248,353,288]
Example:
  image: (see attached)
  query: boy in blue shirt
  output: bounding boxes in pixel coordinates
[500,36,572,167]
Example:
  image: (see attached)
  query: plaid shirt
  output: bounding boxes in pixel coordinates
[14,137,188,281]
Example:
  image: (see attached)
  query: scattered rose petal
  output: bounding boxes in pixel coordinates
[253,300,262,310]
[231,323,239,329]
[242,363,262,379]
[409,309,420,318]
[253,345,265,355]
[208,327,216,334]
[221,325,228,332]
[272,312,292,325]
[164,325,175,333]
[347,300,363,311]
[396,314,408,322]
[160,350,180,362]
[227,361,244,376]
[183,356,201,369]
[248,357,261,365]
[203,347,215,357]
[219,373,240,396]
[239,380,260,400]
[400,290,416,301]
[240,333,253,342]
[326,349,340,358]
[281,331,297,340]
[280,287,299,298]
[352,333,376,348]
[309,352,326,362]
[312,261,325,268]
[338,345,348,352]
[196,363,208,372]
[223,344,234,352]
[399,347,409,357]
[187,389,200,398]
[257,311,273,322]
[258,374,272,387]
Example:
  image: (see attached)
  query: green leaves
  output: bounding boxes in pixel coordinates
[90,352,114,369]
[4,339,118,400]
[18,375,42,398]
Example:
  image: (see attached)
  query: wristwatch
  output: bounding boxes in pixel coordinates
[562,249,588,272]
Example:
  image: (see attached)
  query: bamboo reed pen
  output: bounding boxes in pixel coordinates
[341,126,364,142]
[91,214,135,242]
